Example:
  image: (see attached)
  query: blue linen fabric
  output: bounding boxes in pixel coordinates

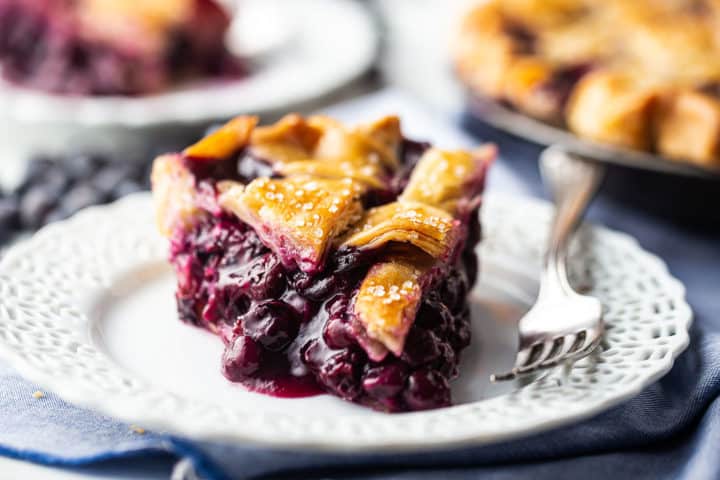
[1,90,719,480]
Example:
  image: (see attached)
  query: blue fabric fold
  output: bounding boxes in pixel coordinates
[0,91,718,479]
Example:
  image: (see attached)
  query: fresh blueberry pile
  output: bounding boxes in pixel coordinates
[0,154,152,245]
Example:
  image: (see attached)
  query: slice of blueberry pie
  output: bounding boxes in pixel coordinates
[151,114,494,412]
[0,0,240,95]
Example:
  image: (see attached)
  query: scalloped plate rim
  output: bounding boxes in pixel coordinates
[0,192,693,452]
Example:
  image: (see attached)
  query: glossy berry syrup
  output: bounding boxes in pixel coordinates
[169,140,480,412]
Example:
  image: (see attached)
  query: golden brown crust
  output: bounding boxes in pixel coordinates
[654,91,720,166]
[219,176,365,272]
[184,116,258,160]
[350,145,493,355]
[454,0,720,165]
[248,114,402,188]
[566,71,658,151]
[352,256,432,358]
[150,154,201,237]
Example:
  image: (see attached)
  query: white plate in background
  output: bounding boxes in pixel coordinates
[0,0,377,127]
[0,0,378,183]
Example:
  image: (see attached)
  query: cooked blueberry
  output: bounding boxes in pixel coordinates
[241,300,298,351]
[403,368,451,410]
[333,247,376,272]
[176,295,202,327]
[463,252,479,286]
[222,335,263,380]
[323,316,354,349]
[281,290,314,322]
[449,311,472,350]
[434,342,457,378]
[362,363,408,399]
[401,328,441,367]
[244,253,285,300]
[317,349,363,400]
[415,298,452,332]
[439,269,469,314]
[293,272,345,301]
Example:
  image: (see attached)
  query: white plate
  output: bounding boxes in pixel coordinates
[0,193,691,451]
[0,0,377,181]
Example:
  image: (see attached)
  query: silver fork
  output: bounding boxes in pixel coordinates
[491,147,606,382]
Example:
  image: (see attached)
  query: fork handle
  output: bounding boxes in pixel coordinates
[539,147,605,298]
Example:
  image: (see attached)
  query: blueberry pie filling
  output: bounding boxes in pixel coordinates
[152,115,494,412]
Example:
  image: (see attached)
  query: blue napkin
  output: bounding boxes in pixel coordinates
[1,90,719,480]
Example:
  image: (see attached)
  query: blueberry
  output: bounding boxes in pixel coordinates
[0,196,20,236]
[59,184,105,214]
[362,363,408,399]
[317,349,363,400]
[21,156,55,185]
[326,293,350,317]
[222,335,263,380]
[244,253,285,300]
[293,272,344,301]
[415,298,452,332]
[323,316,354,349]
[281,290,313,322]
[203,287,249,327]
[112,180,145,198]
[241,300,298,351]
[333,247,375,272]
[462,251,479,287]
[439,269,468,314]
[19,186,56,229]
[19,163,69,199]
[92,165,132,196]
[0,197,20,244]
[401,328,441,367]
[403,368,451,410]
[449,311,471,350]
[43,207,70,225]
[434,342,458,379]
[62,154,100,180]
[176,295,202,327]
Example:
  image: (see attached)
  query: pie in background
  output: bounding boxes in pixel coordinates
[0,0,242,95]
[454,0,720,167]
